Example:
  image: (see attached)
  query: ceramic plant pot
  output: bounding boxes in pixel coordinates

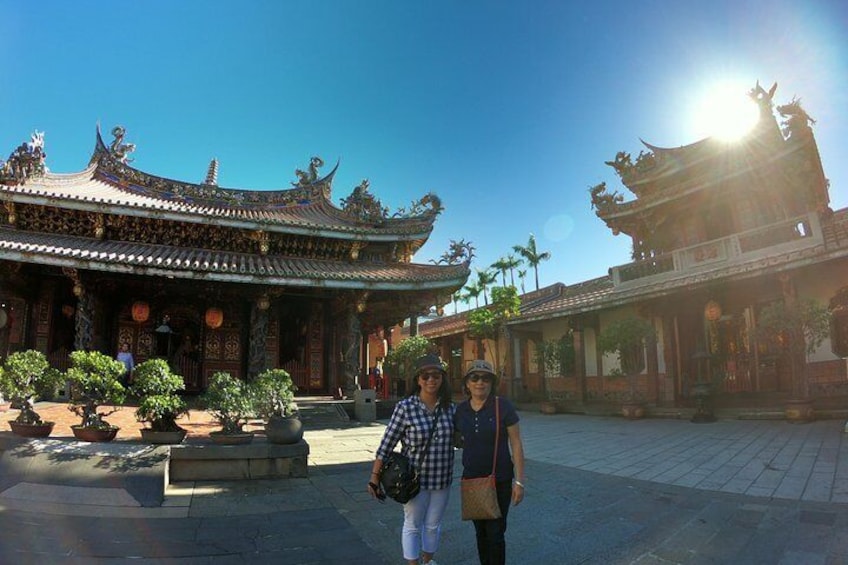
[9,420,55,438]
[264,416,304,445]
[71,425,119,442]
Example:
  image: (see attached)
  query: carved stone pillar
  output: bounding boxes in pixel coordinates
[247,302,270,378]
[340,308,362,396]
[74,286,94,351]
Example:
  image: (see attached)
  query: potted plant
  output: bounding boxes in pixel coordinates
[131,358,190,444]
[598,316,656,419]
[252,368,302,444]
[753,298,831,422]
[201,371,255,444]
[66,350,127,442]
[0,350,63,437]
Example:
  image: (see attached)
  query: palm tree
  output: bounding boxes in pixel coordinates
[452,290,462,315]
[504,254,521,287]
[463,282,482,309]
[476,269,498,306]
[491,257,511,286]
[513,233,551,291]
[517,269,527,294]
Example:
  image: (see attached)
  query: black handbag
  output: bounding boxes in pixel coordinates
[380,452,421,503]
[379,407,441,504]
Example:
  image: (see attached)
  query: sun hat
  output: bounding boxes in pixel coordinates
[414,353,446,375]
[464,359,496,380]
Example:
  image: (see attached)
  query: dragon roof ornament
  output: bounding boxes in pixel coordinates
[109,126,136,164]
[340,179,389,222]
[0,131,48,185]
[432,239,475,266]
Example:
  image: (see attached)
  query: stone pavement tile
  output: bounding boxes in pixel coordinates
[804,471,836,502]
[775,475,810,499]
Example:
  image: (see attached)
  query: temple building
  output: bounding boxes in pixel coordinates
[0,126,470,394]
[416,82,848,415]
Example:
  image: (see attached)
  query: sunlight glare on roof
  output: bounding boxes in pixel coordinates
[690,81,760,142]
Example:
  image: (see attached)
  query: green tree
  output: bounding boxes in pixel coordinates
[476,268,498,306]
[0,350,63,425]
[384,335,436,383]
[468,286,521,379]
[463,281,483,309]
[131,358,188,432]
[598,317,656,401]
[513,233,551,291]
[754,298,832,399]
[66,350,127,429]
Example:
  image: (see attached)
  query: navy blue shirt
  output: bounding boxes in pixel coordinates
[454,395,519,481]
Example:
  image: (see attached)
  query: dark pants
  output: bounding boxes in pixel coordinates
[472,480,512,565]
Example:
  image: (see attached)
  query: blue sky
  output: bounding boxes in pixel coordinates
[2,1,846,300]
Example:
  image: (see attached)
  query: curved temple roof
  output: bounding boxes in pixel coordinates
[0,126,471,295]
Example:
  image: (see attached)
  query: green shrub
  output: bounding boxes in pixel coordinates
[131,358,188,432]
[0,350,63,425]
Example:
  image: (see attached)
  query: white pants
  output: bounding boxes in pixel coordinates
[402,487,451,561]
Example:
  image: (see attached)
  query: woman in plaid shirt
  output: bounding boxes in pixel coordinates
[368,353,456,565]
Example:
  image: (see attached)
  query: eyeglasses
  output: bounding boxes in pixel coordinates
[468,373,493,383]
[419,371,443,381]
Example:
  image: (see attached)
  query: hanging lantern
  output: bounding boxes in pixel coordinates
[131,301,150,323]
[205,306,224,329]
[704,300,722,322]
[257,294,271,311]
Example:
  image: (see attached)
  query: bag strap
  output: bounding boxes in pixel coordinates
[490,396,500,476]
[416,405,442,469]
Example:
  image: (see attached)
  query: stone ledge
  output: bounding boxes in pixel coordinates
[168,439,309,482]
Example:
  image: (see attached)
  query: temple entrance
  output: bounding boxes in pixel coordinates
[155,306,203,392]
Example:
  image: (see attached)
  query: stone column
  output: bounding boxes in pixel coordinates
[340,308,362,397]
[247,301,270,378]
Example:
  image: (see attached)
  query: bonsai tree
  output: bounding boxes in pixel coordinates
[0,350,63,426]
[66,350,127,429]
[252,368,298,421]
[252,368,303,444]
[131,358,188,432]
[598,316,656,402]
[754,298,831,399]
[201,371,254,435]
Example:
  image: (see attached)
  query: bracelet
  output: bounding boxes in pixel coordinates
[513,480,525,488]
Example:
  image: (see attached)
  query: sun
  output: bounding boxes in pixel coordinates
[691,81,761,142]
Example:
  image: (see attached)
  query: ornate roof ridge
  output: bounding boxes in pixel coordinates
[91,125,333,208]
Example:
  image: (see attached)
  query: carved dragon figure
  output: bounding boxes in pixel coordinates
[109,126,136,163]
[589,182,623,214]
[292,156,325,186]
[393,192,443,218]
[340,179,389,221]
[0,130,47,183]
[432,239,475,265]
[777,98,815,141]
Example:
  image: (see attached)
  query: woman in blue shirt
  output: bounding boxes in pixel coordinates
[368,353,456,565]
[455,359,526,565]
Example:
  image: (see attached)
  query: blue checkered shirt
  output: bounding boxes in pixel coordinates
[376,396,456,490]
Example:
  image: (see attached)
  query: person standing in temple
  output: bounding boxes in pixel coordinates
[454,359,526,565]
[367,353,456,565]
[116,342,134,386]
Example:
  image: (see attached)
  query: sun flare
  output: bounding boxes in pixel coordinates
[691,81,760,142]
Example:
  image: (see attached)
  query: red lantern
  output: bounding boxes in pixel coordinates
[131,301,150,323]
[205,306,224,329]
